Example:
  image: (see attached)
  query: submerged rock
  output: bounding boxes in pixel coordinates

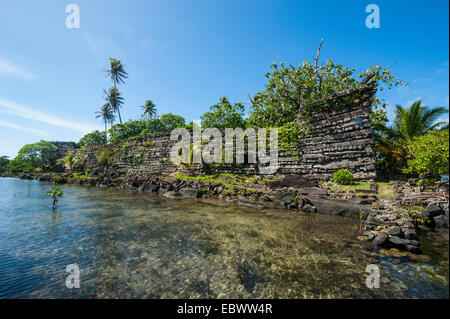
[433,215,449,229]
[178,187,202,199]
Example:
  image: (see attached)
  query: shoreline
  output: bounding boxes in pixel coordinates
[2,171,448,255]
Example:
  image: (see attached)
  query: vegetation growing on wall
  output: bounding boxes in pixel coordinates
[97,149,115,168]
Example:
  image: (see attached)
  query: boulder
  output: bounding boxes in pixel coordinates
[302,204,317,213]
[425,205,444,218]
[161,191,183,199]
[402,228,418,240]
[387,236,407,249]
[406,245,422,254]
[274,191,297,209]
[178,187,202,199]
[38,174,52,182]
[387,226,402,237]
[373,232,388,246]
[433,215,449,228]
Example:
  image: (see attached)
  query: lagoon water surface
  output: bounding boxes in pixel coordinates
[0,177,448,298]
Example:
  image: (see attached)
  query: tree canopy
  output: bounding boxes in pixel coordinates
[201,97,246,130]
[404,130,449,179]
[78,130,107,148]
[0,156,9,172]
[9,141,58,172]
[246,59,405,128]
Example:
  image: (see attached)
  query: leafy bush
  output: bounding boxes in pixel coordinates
[332,169,355,185]
[45,185,64,209]
[404,130,449,178]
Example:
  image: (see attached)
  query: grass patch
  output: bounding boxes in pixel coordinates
[321,180,394,199]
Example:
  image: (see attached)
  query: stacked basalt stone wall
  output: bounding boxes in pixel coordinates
[51,141,79,159]
[60,85,377,181]
[282,84,377,180]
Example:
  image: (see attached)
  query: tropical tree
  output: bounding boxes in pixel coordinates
[78,130,107,148]
[246,59,405,128]
[0,155,9,172]
[45,185,64,210]
[140,100,157,119]
[392,101,448,142]
[9,141,58,172]
[108,120,148,143]
[103,87,124,125]
[201,97,246,130]
[160,113,186,131]
[404,130,449,191]
[375,100,448,169]
[103,58,128,123]
[96,103,116,139]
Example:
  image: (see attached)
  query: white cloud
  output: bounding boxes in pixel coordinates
[0,97,98,134]
[0,119,48,136]
[405,96,422,106]
[0,57,37,80]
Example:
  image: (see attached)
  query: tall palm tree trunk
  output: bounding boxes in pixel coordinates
[114,82,123,124]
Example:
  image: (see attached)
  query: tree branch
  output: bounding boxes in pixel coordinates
[313,38,324,74]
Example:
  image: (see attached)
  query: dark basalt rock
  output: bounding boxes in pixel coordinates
[274,191,297,209]
[425,205,444,218]
[373,232,388,246]
[178,187,202,199]
[38,174,52,181]
[402,228,418,240]
[433,215,449,228]
[406,245,422,254]
[161,190,183,199]
[387,236,407,248]
[387,226,402,237]
[302,204,317,213]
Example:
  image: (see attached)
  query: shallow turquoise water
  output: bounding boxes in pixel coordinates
[0,177,448,298]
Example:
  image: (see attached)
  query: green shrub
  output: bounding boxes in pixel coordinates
[332,169,355,185]
[404,130,449,179]
[97,149,114,167]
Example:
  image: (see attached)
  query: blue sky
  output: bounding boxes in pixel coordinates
[0,0,448,158]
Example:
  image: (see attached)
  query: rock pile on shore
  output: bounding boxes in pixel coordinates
[363,181,449,253]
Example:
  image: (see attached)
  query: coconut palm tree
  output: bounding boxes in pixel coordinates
[140,100,157,119]
[375,100,448,169]
[104,58,128,123]
[96,103,115,140]
[103,87,124,125]
[393,100,448,142]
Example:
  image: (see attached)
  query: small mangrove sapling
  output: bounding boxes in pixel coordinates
[45,185,64,209]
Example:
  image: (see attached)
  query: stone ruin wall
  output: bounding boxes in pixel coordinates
[60,87,377,181]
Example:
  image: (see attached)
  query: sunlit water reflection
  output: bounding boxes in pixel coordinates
[0,178,448,298]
